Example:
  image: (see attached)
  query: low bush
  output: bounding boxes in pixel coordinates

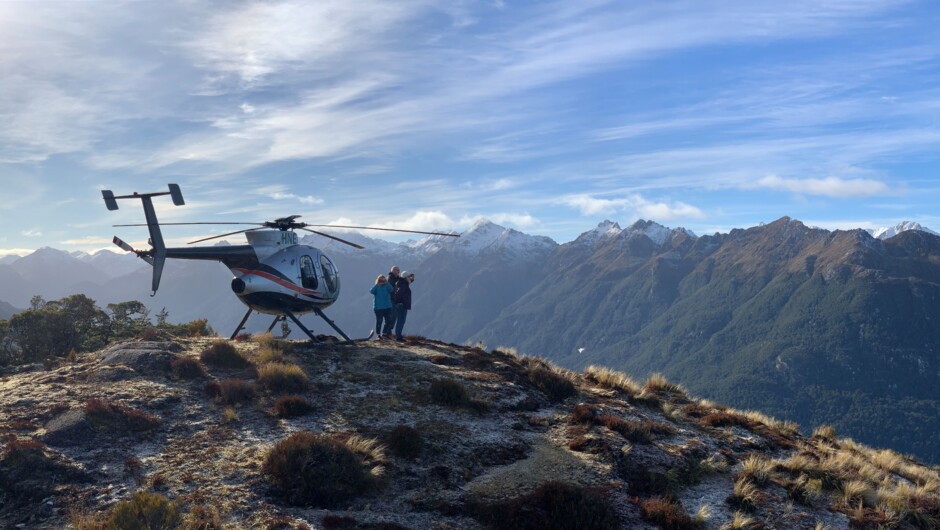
[569,403,598,424]
[258,362,308,394]
[85,399,161,432]
[216,379,256,405]
[429,379,487,413]
[171,356,206,379]
[106,491,181,530]
[263,431,385,507]
[639,496,698,529]
[274,395,314,418]
[472,481,619,530]
[199,340,251,369]
[526,364,577,402]
[384,425,423,459]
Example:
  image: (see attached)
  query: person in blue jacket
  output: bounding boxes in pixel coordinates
[369,274,395,339]
[393,271,414,341]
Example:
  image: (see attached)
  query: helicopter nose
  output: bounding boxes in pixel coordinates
[231,277,246,294]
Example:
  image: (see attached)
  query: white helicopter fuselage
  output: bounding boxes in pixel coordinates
[228,231,341,315]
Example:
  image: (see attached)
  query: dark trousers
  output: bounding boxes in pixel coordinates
[374,308,392,336]
[394,305,408,340]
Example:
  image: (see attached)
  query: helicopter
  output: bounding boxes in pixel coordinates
[101,184,458,342]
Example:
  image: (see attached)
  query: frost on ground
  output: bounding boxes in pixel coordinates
[0,337,936,529]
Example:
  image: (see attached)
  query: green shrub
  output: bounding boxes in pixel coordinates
[171,356,206,379]
[384,425,423,459]
[274,395,314,418]
[472,481,619,530]
[107,491,181,530]
[199,341,250,369]
[258,362,308,394]
[263,431,384,507]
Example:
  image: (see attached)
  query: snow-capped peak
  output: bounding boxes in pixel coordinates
[869,221,939,240]
[574,220,622,246]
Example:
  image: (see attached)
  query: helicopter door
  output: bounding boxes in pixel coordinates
[300,255,318,289]
[319,254,339,295]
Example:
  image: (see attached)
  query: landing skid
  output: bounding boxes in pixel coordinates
[228,307,353,344]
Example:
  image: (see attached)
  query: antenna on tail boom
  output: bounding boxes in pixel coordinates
[101,184,184,295]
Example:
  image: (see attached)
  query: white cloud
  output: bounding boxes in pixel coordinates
[459,213,538,229]
[257,185,324,205]
[560,193,704,221]
[59,236,114,246]
[21,229,42,237]
[756,175,888,197]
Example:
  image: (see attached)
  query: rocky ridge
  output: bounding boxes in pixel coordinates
[1,335,938,529]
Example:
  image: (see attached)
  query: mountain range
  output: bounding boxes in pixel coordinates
[1,219,938,464]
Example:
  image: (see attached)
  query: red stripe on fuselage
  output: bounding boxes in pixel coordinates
[231,268,321,297]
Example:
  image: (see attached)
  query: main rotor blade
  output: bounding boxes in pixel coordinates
[188,227,266,244]
[299,228,365,249]
[113,222,263,227]
[302,224,460,237]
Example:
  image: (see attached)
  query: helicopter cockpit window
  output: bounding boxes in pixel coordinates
[320,255,338,294]
[300,256,318,289]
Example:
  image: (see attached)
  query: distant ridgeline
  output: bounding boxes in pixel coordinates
[1,217,938,464]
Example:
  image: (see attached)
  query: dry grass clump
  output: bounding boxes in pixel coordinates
[171,356,206,379]
[110,491,180,529]
[727,478,761,512]
[273,395,314,418]
[384,425,423,460]
[199,340,251,369]
[214,379,256,405]
[812,424,837,442]
[519,356,578,402]
[599,414,653,444]
[738,455,774,486]
[584,365,642,396]
[263,431,386,507]
[2,438,89,504]
[840,479,877,507]
[85,399,161,433]
[254,332,293,364]
[719,511,756,529]
[258,362,308,394]
[638,495,699,529]
[429,378,487,413]
[472,481,620,530]
[642,372,686,395]
[568,403,598,424]
[741,410,799,436]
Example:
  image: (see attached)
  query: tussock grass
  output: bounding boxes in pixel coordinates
[599,414,652,444]
[728,478,760,511]
[812,424,837,442]
[719,511,755,530]
[642,373,686,395]
[273,395,314,418]
[584,365,642,396]
[840,479,877,507]
[107,491,181,530]
[170,356,205,379]
[738,455,774,486]
[85,399,161,433]
[263,431,386,507]
[199,340,251,369]
[384,425,423,460]
[258,362,308,394]
[215,379,256,405]
[520,356,578,402]
[429,378,487,413]
[638,496,698,529]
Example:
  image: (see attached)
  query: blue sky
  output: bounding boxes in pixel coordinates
[1,0,939,255]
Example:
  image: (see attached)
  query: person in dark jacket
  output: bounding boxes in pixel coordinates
[383,265,402,338]
[369,275,394,340]
[393,271,414,341]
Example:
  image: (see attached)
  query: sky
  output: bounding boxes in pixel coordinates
[1,0,939,256]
